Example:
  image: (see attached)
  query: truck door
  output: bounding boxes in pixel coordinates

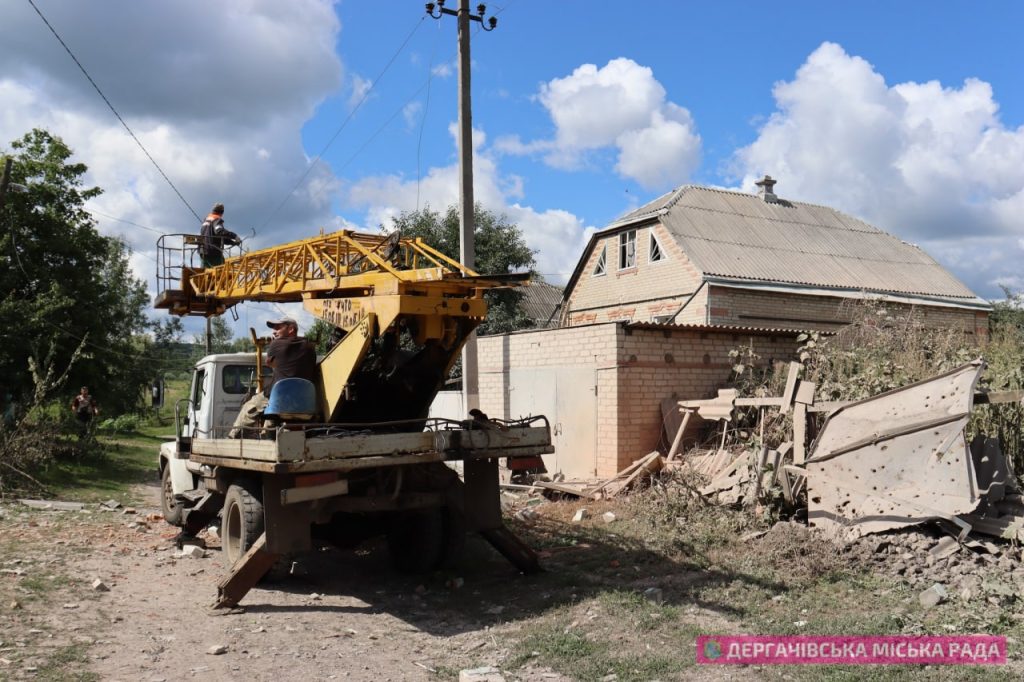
[217,364,270,435]
[184,367,207,438]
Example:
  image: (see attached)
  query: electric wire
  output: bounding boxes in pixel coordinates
[260,15,426,231]
[25,0,201,223]
[88,209,168,236]
[416,20,443,211]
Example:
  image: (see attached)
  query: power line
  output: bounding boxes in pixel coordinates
[260,15,426,231]
[416,21,443,211]
[88,208,168,236]
[25,0,201,222]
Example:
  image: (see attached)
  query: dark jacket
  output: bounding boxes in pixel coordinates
[199,213,239,260]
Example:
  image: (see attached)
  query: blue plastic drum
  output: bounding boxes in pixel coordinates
[265,378,318,420]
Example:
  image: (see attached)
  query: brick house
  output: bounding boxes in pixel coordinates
[562,178,990,336]
[475,179,991,479]
[478,321,802,479]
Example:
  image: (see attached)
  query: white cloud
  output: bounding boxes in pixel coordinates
[733,41,1024,298]
[498,58,701,191]
[402,101,423,130]
[0,0,344,338]
[348,74,372,110]
[346,124,592,282]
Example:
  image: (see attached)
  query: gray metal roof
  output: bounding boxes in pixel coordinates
[520,280,564,327]
[605,186,985,303]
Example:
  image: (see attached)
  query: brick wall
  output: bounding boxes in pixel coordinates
[614,326,800,473]
[478,322,801,478]
[566,224,702,325]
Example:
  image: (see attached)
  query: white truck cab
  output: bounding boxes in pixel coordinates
[158,353,270,523]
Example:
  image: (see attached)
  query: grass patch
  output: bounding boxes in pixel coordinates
[33,643,99,682]
[32,433,157,504]
[510,620,683,682]
[596,589,680,632]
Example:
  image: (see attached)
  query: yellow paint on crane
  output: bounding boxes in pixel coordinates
[317,314,375,422]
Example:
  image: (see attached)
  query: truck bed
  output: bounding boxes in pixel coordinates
[181,422,553,474]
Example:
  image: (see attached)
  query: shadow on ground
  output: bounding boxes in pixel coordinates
[236,514,784,638]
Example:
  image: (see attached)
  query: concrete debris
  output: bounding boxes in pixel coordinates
[459,666,505,682]
[178,545,206,559]
[207,644,228,655]
[642,587,664,605]
[100,499,122,510]
[91,579,110,592]
[571,509,589,523]
[19,499,86,511]
[919,584,948,609]
[601,511,617,524]
[514,508,539,523]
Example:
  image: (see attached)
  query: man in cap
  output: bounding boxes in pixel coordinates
[228,317,317,438]
[198,203,240,267]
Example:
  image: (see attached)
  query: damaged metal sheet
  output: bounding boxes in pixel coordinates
[804,360,985,540]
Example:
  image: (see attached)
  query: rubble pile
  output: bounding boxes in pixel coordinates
[844,527,1024,606]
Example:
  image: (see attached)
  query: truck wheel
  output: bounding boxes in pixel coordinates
[160,464,184,527]
[223,482,264,568]
[387,508,445,574]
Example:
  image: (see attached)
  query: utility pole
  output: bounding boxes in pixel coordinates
[426,0,497,414]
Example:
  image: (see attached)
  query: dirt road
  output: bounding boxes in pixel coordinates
[1,482,593,681]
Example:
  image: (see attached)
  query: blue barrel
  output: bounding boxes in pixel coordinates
[265,378,318,420]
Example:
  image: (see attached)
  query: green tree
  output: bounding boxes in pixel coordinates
[193,316,236,354]
[386,204,536,335]
[0,129,149,414]
[308,318,338,356]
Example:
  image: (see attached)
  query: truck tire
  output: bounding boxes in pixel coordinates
[223,482,264,568]
[160,464,184,527]
[387,508,445,574]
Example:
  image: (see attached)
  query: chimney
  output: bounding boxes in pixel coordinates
[755,174,778,203]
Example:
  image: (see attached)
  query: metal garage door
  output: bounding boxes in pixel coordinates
[508,367,597,479]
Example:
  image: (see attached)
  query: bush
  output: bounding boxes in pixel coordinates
[728,299,1024,476]
[97,413,143,435]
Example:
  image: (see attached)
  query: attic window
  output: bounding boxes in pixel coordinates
[649,231,665,262]
[592,245,607,276]
[619,230,636,269]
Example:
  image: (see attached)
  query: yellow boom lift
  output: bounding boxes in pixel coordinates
[154,230,549,607]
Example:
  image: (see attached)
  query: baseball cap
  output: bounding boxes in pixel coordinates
[267,317,297,328]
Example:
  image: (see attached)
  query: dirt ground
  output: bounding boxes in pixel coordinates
[1,481,588,681]
[2,480,1022,681]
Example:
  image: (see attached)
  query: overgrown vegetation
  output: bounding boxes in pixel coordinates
[726,298,1024,473]
[0,129,202,494]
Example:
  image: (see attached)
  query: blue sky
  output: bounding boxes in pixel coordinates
[3,1,1024,337]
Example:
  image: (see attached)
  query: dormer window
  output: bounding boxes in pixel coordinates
[619,230,636,270]
[649,231,665,262]
[592,245,607,276]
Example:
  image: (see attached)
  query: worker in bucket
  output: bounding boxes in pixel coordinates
[198,203,240,267]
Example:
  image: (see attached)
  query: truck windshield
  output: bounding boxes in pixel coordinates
[222,365,273,395]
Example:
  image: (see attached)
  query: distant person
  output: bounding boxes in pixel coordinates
[198,203,240,267]
[229,318,317,438]
[70,386,98,425]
